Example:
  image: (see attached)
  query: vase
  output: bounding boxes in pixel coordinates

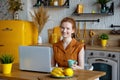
[38,35,42,44]
[2,63,12,74]
[100,4,107,13]
[101,40,107,47]
[13,11,19,20]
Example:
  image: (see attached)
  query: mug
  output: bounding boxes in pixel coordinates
[68,59,77,68]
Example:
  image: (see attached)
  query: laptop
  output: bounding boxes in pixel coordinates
[19,45,53,73]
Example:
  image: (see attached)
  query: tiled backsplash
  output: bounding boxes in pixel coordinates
[0,0,12,19]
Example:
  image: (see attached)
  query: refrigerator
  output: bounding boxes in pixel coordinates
[0,20,38,63]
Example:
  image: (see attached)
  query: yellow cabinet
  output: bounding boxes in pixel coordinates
[0,20,38,63]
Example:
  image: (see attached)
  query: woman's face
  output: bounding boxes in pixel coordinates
[60,22,74,38]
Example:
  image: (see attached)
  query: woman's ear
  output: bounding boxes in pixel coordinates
[72,29,75,33]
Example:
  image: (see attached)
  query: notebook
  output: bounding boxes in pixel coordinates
[19,45,53,73]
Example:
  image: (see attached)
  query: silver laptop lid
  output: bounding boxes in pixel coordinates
[19,46,53,72]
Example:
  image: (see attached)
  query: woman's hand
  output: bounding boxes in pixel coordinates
[71,64,81,70]
[71,61,84,70]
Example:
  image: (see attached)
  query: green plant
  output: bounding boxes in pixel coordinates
[0,54,14,64]
[8,0,23,13]
[96,0,111,4]
[99,33,109,40]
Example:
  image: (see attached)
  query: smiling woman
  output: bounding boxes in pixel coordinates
[53,17,85,70]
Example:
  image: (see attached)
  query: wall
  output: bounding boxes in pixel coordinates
[0,0,12,19]
[0,0,120,43]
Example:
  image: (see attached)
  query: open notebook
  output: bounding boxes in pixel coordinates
[19,45,53,73]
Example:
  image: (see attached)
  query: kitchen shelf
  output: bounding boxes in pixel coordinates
[75,19,100,22]
[44,5,69,8]
[72,12,114,16]
[72,2,114,16]
[33,0,69,8]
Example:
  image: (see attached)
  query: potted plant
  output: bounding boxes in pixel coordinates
[8,0,23,19]
[96,0,112,13]
[0,54,14,74]
[97,0,111,4]
[99,33,109,47]
[31,6,49,44]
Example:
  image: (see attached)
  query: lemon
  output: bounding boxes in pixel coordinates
[64,68,74,77]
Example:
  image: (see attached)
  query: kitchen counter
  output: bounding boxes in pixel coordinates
[86,45,120,52]
[34,43,120,52]
[0,64,106,80]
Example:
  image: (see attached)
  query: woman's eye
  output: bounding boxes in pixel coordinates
[61,26,64,29]
[67,28,70,30]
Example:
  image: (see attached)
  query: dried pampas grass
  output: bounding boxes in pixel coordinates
[31,6,49,35]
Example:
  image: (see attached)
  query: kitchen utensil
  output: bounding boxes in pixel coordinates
[89,30,96,38]
[89,30,96,46]
[76,22,81,40]
[83,22,87,41]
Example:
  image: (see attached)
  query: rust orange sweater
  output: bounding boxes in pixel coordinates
[53,38,84,67]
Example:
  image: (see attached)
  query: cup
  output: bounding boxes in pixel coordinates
[68,60,77,68]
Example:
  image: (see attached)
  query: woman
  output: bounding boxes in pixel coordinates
[53,17,84,70]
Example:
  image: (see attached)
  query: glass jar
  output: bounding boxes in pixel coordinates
[54,0,58,6]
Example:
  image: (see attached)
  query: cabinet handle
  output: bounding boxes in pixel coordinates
[0,45,4,46]
[2,28,12,31]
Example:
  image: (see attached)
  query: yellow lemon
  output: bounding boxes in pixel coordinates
[64,68,74,77]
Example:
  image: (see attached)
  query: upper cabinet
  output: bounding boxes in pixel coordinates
[72,1,114,16]
[33,0,69,8]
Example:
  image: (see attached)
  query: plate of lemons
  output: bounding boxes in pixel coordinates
[50,67,74,79]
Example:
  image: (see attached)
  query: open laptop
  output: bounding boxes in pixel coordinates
[19,45,53,73]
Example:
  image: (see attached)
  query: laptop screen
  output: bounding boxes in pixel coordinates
[19,45,53,72]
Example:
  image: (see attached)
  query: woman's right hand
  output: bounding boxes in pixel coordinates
[71,64,81,70]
